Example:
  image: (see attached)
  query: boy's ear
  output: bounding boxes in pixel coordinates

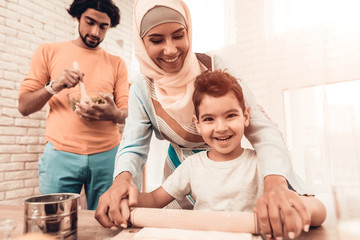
[244,107,250,127]
[193,115,201,134]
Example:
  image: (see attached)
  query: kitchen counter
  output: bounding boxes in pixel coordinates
[0,204,337,240]
[0,204,139,239]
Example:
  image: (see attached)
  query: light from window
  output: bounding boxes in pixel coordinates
[184,0,225,52]
[272,0,360,34]
[284,80,360,192]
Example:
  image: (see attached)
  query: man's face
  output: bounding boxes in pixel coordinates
[78,8,111,49]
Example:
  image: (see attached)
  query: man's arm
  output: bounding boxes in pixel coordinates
[18,88,54,116]
[18,67,83,116]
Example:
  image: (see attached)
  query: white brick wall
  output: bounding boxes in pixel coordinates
[0,0,134,205]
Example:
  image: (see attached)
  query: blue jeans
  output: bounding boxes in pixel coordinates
[38,142,118,210]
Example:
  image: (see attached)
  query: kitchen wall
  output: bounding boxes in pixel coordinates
[0,0,135,205]
[212,0,360,213]
[1,0,359,208]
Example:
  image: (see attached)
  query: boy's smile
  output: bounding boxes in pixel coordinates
[195,91,249,161]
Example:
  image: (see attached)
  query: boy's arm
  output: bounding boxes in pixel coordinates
[300,195,327,227]
[284,195,326,239]
[138,186,175,208]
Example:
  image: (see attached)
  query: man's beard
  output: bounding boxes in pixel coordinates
[80,32,101,48]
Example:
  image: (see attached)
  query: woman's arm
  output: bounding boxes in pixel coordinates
[114,81,154,187]
[96,81,155,228]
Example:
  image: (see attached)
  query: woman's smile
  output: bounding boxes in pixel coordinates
[157,53,184,72]
[161,55,180,63]
[143,23,189,73]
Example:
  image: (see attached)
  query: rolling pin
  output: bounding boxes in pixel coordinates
[130,208,259,234]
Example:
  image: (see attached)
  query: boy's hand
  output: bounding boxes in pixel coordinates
[118,198,132,229]
[254,175,310,239]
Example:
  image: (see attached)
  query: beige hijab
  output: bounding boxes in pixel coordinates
[133,0,201,124]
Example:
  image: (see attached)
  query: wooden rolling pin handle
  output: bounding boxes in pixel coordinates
[130,208,259,234]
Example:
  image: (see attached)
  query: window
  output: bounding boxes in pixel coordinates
[184,0,225,52]
[284,80,360,192]
[270,0,360,34]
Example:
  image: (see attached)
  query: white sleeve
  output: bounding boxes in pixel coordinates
[113,81,153,188]
[162,159,192,200]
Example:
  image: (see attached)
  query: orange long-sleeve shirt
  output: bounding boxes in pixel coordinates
[19,41,129,154]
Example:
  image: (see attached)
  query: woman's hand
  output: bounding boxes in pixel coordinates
[254,175,310,239]
[95,172,138,228]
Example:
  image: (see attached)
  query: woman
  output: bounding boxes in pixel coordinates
[96,0,312,238]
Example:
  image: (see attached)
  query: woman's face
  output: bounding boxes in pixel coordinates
[143,22,189,73]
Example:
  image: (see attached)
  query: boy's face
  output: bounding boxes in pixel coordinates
[194,91,249,161]
[78,8,111,49]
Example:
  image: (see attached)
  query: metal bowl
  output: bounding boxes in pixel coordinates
[23,193,80,240]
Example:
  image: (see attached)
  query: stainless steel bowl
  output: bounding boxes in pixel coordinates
[23,193,80,240]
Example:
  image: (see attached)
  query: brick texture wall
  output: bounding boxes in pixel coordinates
[0,0,134,205]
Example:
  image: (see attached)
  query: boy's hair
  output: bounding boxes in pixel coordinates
[67,0,120,28]
[192,69,246,119]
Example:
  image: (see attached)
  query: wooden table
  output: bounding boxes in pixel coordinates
[0,204,139,239]
[0,204,337,240]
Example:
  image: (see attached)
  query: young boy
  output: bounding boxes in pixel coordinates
[119,70,326,239]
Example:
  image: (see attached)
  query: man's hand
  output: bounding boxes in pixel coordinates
[52,66,84,92]
[95,172,138,228]
[18,66,84,116]
[254,175,310,239]
[75,93,126,123]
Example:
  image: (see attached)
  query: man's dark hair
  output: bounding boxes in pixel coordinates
[67,0,120,28]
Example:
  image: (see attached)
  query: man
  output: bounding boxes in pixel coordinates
[18,0,129,210]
